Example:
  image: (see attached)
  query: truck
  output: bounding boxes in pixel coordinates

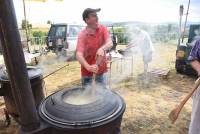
[176,24,200,75]
[175,1,200,76]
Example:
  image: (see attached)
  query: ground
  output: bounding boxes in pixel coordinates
[0,42,196,134]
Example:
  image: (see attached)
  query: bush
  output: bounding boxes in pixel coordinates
[32,30,47,37]
[30,30,48,45]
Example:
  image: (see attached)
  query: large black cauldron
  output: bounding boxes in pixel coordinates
[39,87,125,134]
[0,66,45,118]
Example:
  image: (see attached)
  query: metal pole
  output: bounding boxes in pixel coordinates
[0,0,40,132]
[178,5,184,46]
[182,0,190,43]
[23,0,30,53]
[42,64,69,79]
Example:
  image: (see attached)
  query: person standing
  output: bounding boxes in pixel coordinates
[128,27,154,75]
[188,39,200,134]
[76,8,113,87]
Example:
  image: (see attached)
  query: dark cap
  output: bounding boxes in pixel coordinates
[82,8,101,21]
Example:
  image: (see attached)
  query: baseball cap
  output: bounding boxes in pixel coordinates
[82,8,101,21]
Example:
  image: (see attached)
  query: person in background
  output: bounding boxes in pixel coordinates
[188,39,200,134]
[76,8,113,87]
[128,27,154,75]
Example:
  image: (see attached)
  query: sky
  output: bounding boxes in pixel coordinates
[13,0,200,25]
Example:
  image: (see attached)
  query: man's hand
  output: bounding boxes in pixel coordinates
[96,38,113,56]
[96,47,105,57]
[127,43,135,49]
[197,71,200,77]
[190,60,200,77]
[85,64,98,73]
[76,52,98,73]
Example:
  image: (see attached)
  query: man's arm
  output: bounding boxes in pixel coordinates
[127,43,136,49]
[96,38,113,57]
[188,40,200,76]
[76,52,98,73]
[76,33,98,73]
[190,60,200,76]
[96,25,113,56]
[101,38,113,51]
[126,38,142,50]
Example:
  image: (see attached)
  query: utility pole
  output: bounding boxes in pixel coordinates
[178,5,184,46]
[182,0,191,43]
[23,0,30,53]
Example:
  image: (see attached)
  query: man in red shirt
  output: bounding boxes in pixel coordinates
[76,8,113,86]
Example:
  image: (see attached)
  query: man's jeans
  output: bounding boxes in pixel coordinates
[81,73,107,87]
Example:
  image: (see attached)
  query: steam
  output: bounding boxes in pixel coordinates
[63,83,110,105]
[108,25,168,89]
[36,50,71,75]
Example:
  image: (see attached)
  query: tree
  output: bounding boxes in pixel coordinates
[21,19,32,30]
[47,20,52,25]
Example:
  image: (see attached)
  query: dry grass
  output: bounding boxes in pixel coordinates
[0,43,196,134]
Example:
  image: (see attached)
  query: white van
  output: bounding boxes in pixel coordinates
[46,23,84,56]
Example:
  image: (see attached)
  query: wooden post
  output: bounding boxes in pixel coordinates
[0,0,40,132]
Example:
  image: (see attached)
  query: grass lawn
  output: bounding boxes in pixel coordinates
[0,42,196,134]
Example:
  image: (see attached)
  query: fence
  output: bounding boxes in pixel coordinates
[114,32,179,44]
[21,36,47,53]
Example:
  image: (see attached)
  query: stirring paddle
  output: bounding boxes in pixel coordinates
[169,77,200,123]
[91,55,104,95]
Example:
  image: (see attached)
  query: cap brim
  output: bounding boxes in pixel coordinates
[93,8,101,12]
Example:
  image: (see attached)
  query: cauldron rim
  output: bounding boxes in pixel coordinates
[39,87,126,129]
[0,66,42,82]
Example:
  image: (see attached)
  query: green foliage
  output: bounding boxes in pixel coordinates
[21,19,32,30]
[47,20,52,24]
[113,27,128,44]
[32,30,47,37]
[30,30,48,45]
[152,24,179,43]
[112,24,180,44]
